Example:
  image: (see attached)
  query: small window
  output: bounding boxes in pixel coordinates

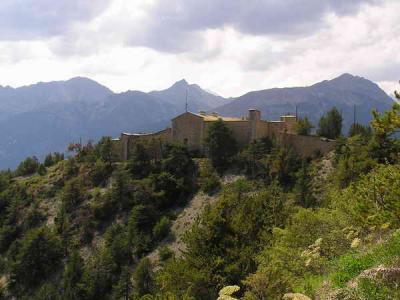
[183,138,188,145]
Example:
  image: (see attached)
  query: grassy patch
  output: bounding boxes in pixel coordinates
[294,274,325,298]
[331,230,400,287]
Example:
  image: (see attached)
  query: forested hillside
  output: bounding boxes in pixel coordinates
[0,89,400,299]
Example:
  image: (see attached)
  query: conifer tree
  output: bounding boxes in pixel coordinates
[204,119,237,172]
[317,107,342,139]
[63,250,84,299]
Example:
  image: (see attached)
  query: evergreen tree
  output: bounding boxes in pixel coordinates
[9,227,62,291]
[112,266,132,300]
[134,258,154,297]
[62,178,85,213]
[127,143,151,179]
[317,107,342,139]
[43,153,54,167]
[96,136,116,167]
[295,117,314,135]
[294,161,315,207]
[128,205,154,257]
[63,250,84,299]
[348,123,372,137]
[37,164,47,176]
[15,156,39,176]
[370,103,400,163]
[204,119,237,172]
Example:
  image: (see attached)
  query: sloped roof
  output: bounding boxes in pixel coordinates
[191,112,246,122]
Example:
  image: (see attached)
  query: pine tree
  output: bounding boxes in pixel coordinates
[204,119,237,172]
[317,107,342,139]
[63,250,84,299]
[134,258,154,297]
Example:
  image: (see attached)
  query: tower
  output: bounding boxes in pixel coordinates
[249,109,261,141]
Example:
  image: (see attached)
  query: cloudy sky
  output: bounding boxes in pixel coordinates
[0,0,398,97]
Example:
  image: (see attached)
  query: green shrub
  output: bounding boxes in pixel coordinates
[158,246,174,262]
[332,253,375,287]
[90,159,112,187]
[61,178,85,212]
[0,225,18,253]
[152,217,171,242]
[15,156,39,176]
[198,160,220,194]
[331,231,400,287]
[37,164,47,176]
[134,258,154,297]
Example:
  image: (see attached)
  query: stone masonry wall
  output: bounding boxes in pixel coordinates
[172,113,204,150]
[120,128,172,160]
[276,132,336,158]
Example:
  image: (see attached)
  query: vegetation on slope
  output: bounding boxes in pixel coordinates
[0,88,399,299]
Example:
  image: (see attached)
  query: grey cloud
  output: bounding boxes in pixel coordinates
[0,0,111,40]
[361,62,400,82]
[129,0,377,53]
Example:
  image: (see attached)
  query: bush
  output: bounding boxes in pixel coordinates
[158,246,174,262]
[127,143,151,179]
[198,160,220,194]
[331,231,400,287]
[134,258,154,297]
[62,178,85,212]
[15,156,39,176]
[90,159,112,187]
[37,164,47,176]
[295,117,314,136]
[43,153,55,167]
[0,225,18,253]
[152,217,171,242]
[91,193,117,221]
[64,157,79,178]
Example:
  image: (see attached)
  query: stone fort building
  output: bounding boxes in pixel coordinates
[114,109,336,160]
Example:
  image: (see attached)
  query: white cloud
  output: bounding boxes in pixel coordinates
[0,0,398,98]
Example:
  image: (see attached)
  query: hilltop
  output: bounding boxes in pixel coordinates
[0,74,394,169]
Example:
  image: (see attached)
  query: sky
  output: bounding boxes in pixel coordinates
[0,0,399,97]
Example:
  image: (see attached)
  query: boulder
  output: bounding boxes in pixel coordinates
[283,292,312,300]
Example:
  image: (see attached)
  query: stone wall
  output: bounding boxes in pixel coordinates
[172,113,204,150]
[276,132,336,158]
[120,128,172,160]
[116,109,336,161]
[219,121,250,145]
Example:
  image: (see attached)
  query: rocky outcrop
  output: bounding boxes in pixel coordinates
[283,293,312,300]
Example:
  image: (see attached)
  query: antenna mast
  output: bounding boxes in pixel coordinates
[185,88,188,113]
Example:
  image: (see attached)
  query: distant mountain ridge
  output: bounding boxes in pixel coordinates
[0,77,113,116]
[0,74,395,169]
[0,78,226,169]
[215,73,393,132]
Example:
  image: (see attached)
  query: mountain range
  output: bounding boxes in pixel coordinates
[0,73,395,169]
